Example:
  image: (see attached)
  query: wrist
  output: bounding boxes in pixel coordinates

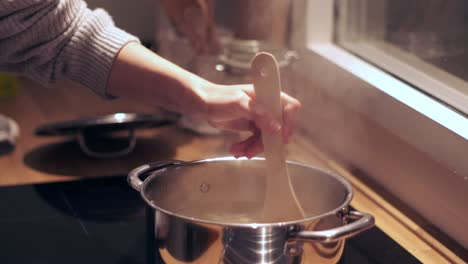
[186,75,216,117]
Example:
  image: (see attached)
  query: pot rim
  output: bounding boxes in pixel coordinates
[139,156,354,228]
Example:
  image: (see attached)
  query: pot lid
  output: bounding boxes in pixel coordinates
[35,112,179,136]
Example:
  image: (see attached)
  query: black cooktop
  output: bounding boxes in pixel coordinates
[0,177,421,264]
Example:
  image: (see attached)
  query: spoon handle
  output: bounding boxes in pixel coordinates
[251,52,305,221]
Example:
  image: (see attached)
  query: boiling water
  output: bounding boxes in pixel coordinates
[174,203,300,223]
[175,203,261,223]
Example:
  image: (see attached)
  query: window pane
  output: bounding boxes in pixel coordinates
[334,0,468,114]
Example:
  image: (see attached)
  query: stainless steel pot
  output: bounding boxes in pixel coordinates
[128,157,374,264]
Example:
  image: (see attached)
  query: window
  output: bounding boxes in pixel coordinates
[304,0,467,138]
[334,0,468,115]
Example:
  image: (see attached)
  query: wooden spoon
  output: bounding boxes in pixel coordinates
[250,52,305,222]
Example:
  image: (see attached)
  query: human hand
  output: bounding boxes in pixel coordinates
[106,43,300,159]
[197,83,301,158]
[160,0,221,54]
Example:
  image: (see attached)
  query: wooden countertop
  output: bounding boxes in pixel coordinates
[0,79,465,263]
[0,79,238,186]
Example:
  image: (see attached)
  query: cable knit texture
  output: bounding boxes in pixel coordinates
[0,0,139,98]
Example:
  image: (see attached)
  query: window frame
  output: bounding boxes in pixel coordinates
[305,0,468,140]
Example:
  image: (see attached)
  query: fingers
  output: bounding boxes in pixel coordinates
[280,92,301,143]
[236,86,281,134]
[235,85,300,140]
[209,119,252,132]
[244,135,264,158]
[201,84,300,158]
[203,85,280,136]
[247,103,281,135]
[229,125,264,159]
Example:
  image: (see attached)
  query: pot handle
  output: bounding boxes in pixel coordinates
[128,160,184,191]
[290,211,375,243]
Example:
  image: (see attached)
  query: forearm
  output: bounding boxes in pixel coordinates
[107,43,301,159]
[106,42,209,115]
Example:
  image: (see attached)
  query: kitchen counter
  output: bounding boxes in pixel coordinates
[0,79,237,186]
[0,79,465,263]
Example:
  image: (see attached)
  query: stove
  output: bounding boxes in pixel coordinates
[0,177,421,264]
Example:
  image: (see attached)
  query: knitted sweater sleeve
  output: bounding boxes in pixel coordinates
[0,0,139,98]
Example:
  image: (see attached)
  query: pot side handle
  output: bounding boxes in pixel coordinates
[128,160,184,191]
[290,211,375,243]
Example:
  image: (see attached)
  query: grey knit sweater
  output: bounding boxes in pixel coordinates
[0,0,139,98]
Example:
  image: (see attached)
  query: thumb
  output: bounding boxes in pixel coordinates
[250,102,282,136]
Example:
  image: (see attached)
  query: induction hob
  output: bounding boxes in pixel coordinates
[0,176,421,264]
